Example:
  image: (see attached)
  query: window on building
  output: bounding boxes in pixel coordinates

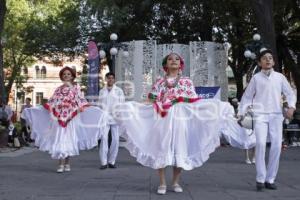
[41,66,47,79]
[35,65,40,78]
[36,92,43,105]
[23,67,28,76]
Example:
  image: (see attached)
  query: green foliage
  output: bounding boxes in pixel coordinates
[2,0,81,100]
[22,0,81,57]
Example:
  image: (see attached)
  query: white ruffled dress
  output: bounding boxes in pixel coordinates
[116,77,228,170]
[22,84,108,159]
[116,77,256,170]
[219,104,256,149]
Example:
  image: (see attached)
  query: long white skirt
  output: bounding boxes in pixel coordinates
[219,104,256,149]
[22,106,108,159]
[116,99,232,170]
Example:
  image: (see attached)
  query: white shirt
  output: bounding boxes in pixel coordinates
[99,85,125,124]
[238,70,296,115]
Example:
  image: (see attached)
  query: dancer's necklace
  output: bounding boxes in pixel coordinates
[164,74,180,89]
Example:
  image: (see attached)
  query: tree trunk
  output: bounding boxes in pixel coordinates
[200,1,213,41]
[250,0,279,71]
[234,70,244,100]
[0,0,7,102]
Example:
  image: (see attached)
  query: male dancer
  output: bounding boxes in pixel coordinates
[238,49,296,191]
[98,72,125,169]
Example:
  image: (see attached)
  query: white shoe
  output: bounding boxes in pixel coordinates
[56,165,64,173]
[64,164,71,172]
[245,158,252,164]
[157,185,167,195]
[297,142,300,147]
[172,184,183,193]
[291,142,297,147]
[251,158,255,164]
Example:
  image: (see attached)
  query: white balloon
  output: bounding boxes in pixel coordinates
[110,33,118,41]
[110,47,118,55]
[253,34,261,41]
[99,50,106,59]
[244,50,252,58]
[250,53,256,60]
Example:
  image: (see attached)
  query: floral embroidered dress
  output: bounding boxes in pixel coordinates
[116,76,228,170]
[21,84,108,159]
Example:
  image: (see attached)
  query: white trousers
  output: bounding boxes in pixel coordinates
[99,125,120,165]
[254,114,284,184]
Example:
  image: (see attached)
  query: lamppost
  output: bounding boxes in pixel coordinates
[244,33,266,82]
[98,33,129,74]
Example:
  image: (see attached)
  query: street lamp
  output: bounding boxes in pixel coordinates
[244,33,266,82]
[98,33,129,74]
[244,33,265,61]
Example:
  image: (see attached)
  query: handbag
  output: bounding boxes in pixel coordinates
[238,109,254,130]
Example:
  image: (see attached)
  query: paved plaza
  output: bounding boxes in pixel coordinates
[0,146,299,200]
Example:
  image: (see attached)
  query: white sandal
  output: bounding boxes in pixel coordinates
[157,185,167,195]
[64,164,71,172]
[56,165,64,173]
[172,184,183,193]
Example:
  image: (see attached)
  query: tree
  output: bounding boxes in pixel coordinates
[86,0,154,42]
[0,0,6,102]
[250,0,279,70]
[84,0,258,99]
[274,0,300,106]
[2,0,81,102]
[204,0,256,99]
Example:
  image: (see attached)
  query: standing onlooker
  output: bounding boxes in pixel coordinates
[98,72,125,169]
[20,98,33,143]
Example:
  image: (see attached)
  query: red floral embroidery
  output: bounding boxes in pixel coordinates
[43,84,90,127]
[149,77,200,117]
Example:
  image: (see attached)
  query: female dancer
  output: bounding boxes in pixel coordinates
[22,66,107,173]
[116,53,228,194]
